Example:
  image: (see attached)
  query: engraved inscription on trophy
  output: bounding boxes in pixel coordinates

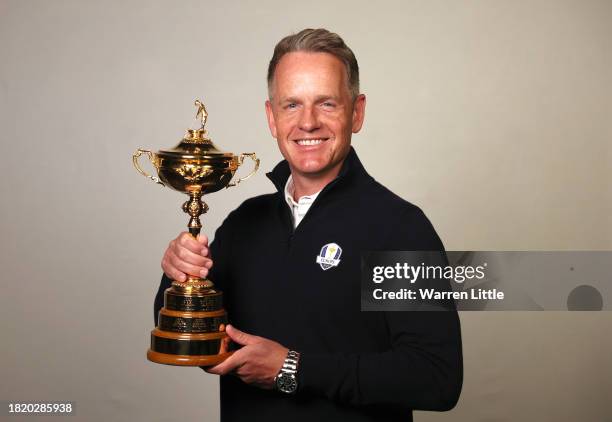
[172,318,188,331]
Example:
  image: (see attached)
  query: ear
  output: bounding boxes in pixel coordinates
[351,94,366,133]
[265,100,278,139]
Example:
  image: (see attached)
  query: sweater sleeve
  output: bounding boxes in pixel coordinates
[297,207,463,411]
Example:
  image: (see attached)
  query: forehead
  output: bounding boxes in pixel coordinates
[271,52,349,98]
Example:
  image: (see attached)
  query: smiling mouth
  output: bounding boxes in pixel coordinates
[294,138,329,146]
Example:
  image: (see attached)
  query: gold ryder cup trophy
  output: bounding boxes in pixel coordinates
[133,100,259,366]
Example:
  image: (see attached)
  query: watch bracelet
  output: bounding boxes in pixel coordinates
[275,350,300,392]
[280,350,300,374]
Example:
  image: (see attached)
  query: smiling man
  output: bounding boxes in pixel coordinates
[156,28,462,421]
[264,49,364,198]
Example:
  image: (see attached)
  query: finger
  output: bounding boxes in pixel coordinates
[204,367,241,380]
[196,234,210,257]
[176,232,206,254]
[201,245,210,257]
[174,245,211,267]
[226,325,259,346]
[167,249,207,278]
[207,350,245,375]
[161,257,187,282]
[196,233,209,247]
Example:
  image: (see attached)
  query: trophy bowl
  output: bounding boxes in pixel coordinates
[133,100,259,366]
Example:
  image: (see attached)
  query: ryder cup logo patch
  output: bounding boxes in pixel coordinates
[316,243,342,270]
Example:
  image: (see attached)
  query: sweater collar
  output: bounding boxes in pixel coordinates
[266,146,369,194]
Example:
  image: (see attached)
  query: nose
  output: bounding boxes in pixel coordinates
[298,105,320,132]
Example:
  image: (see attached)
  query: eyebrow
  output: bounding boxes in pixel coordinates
[279,95,340,104]
[279,97,301,104]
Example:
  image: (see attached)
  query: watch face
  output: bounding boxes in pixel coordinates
[276,373,297,393]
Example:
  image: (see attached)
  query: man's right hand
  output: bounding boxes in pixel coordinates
[161,232,213,282]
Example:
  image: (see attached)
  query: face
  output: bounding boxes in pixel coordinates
[265,52,366,183]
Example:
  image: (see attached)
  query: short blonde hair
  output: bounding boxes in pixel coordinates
[267,28,360,99]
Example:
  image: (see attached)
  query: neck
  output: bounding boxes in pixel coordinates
[290,162,344,200]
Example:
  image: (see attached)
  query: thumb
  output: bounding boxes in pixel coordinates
[196,233,209,245]
[226,324,258,346]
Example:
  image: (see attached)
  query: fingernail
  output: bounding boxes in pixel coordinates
[201,247,208,255]
[177,274,186,281]
[200,269,208,277]
[205,261,213,269]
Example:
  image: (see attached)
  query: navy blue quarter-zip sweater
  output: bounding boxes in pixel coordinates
[155,147,463,421]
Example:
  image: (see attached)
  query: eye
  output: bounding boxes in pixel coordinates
[285,103,297,110]
[322,101,336,109]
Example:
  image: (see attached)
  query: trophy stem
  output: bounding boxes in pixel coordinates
[183,190,208,237]
[179,190,213,289]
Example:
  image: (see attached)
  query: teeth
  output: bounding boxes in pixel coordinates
[296,139,324,146]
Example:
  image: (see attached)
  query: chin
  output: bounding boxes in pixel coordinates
[296,163,326,175]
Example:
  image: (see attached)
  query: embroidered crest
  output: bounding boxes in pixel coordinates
[316,243,342,270]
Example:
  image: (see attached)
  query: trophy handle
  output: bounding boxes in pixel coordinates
[132,148,165,186]
[226,152,260,188]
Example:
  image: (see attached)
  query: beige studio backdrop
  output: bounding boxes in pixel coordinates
[1,0,611,421]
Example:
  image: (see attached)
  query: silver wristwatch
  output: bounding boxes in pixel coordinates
[274,350,300,394]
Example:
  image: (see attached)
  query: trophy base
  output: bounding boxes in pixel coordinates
[147,349,233,366]
[148,281,232,367]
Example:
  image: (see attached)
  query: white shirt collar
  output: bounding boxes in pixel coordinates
[284,175,321,228]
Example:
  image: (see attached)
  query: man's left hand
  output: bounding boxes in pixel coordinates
[207,325,288,390]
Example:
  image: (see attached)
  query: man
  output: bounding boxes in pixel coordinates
[156,28,462,421]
